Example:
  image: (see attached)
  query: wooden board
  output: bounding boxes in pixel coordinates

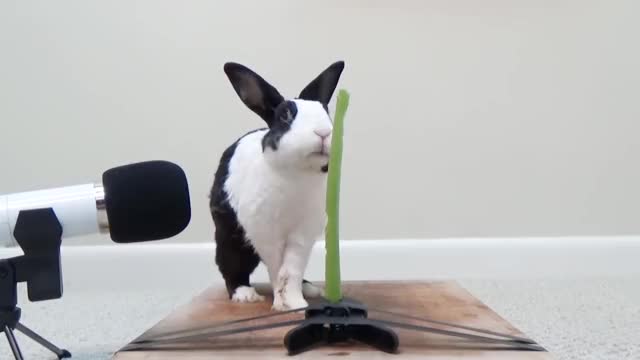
[113,281,551,359]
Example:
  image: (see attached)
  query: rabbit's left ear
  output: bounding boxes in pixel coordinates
[224,62,285,126]
[298,61,345,106]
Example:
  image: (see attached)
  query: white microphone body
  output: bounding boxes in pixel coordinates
[0,184,106,247]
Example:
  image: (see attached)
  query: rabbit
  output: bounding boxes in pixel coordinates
[209,60,345,311]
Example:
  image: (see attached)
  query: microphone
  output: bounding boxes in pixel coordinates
[0,160,191,246]
[0,160,191,358]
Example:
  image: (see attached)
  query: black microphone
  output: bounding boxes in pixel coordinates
[101,160,191,243]
[1,160,192,246]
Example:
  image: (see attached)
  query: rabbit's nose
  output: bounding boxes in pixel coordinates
[314,128,332,138]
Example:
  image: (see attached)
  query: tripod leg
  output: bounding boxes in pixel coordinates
[4,325,25,360]
[15,323,71,359]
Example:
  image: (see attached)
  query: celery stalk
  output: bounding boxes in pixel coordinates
[324,89,350,303]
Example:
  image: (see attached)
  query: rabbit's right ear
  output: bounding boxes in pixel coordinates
[223,62,285,126]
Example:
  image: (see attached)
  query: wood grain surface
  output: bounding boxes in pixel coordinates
[113,281,551,359]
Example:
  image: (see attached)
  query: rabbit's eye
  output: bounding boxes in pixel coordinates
[280,109,293,124]
[274,100,297,125]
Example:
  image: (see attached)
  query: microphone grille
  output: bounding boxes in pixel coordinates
[102,160,191,243]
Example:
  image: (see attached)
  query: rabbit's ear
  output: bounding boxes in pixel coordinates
[298,61,345,106]
[224,62,285,126]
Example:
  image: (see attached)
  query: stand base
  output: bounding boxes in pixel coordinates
[284,298,399,355]
[114,281,551,359]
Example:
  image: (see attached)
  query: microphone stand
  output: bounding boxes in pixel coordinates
[0,208,71,360]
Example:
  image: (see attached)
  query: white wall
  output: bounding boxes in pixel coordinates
[1,0,639,245]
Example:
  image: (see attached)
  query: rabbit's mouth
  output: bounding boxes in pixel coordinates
[310,145,330,157]
[310,151,329,158]
[309,142,330,157]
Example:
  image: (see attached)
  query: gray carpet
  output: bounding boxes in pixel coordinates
[1,277,638,359]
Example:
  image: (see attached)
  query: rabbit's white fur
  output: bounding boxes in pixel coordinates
[224,100,332,310]
[211,61,344,311]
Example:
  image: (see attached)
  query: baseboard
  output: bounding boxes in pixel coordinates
[2,236,638,280]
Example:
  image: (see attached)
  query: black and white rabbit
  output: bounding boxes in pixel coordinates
[209,61,345,311]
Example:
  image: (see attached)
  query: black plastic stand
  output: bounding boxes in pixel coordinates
[0,208,71,359]
[282,297,546,355]
[284,298,398,355]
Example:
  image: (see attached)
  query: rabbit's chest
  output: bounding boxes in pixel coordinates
[247,182,323,226]
[224,134,327,240]
[228,174,326,239]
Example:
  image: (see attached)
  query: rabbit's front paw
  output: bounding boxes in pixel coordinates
[231,286,266,303]
[302,281,324,298]
[272,293,308,311]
